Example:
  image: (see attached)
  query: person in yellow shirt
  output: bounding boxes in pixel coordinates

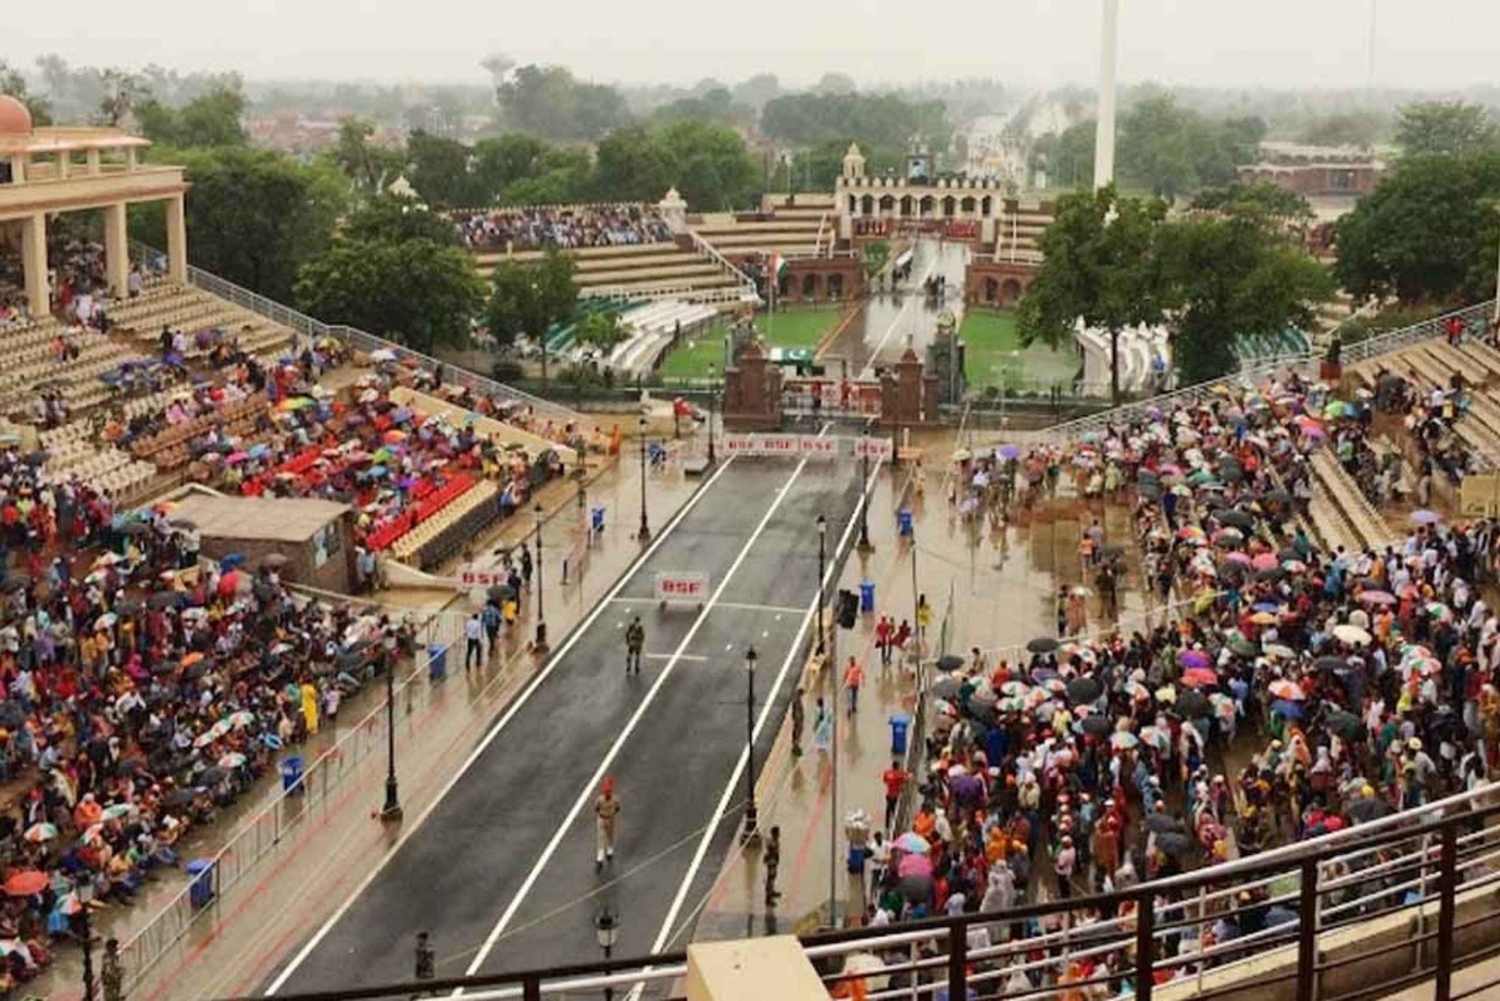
[300,680,319,735]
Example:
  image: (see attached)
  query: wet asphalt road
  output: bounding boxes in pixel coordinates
[264,456,860,994]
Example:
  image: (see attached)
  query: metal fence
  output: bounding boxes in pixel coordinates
[1039,300,1497,441]
[223,781,1500,1001]
[129,241,580,425]
[118,618,459,1000]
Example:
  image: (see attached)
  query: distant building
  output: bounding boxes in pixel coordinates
[1237,141,1388,199]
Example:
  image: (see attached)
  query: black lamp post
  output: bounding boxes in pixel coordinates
[815,515,827,656]
[742,646,759,842]
[594,908,619,1001]
[381,647,402,821]
[533,502,548,653]
[858,426,874,553]
[77,879,95,1001]
[637,417,651,541]
[707,364,717,465]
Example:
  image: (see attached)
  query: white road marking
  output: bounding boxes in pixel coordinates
[264,457,738,995]
[608,598,804,617]
[644,653,707,661]
[630,439,881,994]
[860,241,945,378]
[456,449,826,985]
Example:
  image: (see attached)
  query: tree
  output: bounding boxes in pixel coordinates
[594,126,673,202]
[1190,181,1313,224]
[0,59,51,125]
[498,146,593,206]
[329,116,405,192]
[96,68,146,126]
[295,240,485,355]
[760,92,952,157]
[1334,151,1500,305]
[1158,211,1334,385]
[863,241,891,278]
[497,64,630,140]
[136,82,247,147]
[406,130,477,207]
[132,146,348,302]
[341,194,456,246]
[576,311,627,353]
[813,73,858,96]
[731,74,782,110]
[1299,110,1385,148]
[658,120,759,210]
[471,134,550,200]
[1031,121,1096,189]
[1017,185,1169,405]
[484,250,578,383]
[1395,101,1499,157]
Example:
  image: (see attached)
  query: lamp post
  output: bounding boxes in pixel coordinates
[815,515,827,656]
[594,908,619,1001]
[707,363,717,465]
[742,646,759,842]
[77,879,96,1001]
[533,502,548,653]
[638,417,651,541]
[858,426,874,553]
[381,645,402,821]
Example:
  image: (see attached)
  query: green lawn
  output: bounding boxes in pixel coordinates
[656,307,844,382]
[959,309,1079,393]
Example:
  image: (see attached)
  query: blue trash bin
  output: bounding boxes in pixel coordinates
[279,755,304,793]
[428,643,447,681]
[859,579,876,614]
[186,858,216,908]
[591,505,606,535]
[889,713,911,755]
[898,508,914,537]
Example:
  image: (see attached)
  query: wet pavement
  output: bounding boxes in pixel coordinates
[818,239,970,378]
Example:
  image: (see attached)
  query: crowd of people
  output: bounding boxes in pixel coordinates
[849,362,1500,995]
[454,204,673,253]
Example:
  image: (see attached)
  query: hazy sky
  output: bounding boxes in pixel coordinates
[8,0,1498,91]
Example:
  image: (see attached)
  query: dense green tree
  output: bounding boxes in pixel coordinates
[471,134,550,200]
[761,92,952,158]
[328,116,405,192]
[1334,151,1500,305]
[1158,210,1334,384]
[96,68,147,127]
[1189,181,1314,223]
[1030,121,1096,189]
[1395,101,1499,157]
[132,146,347,302]
[135,82,248,147]
[594,126,674,202]
[649,88,753,129]
[498,146,594,206]
[658,120,759,210]
[484,250,578,383]
[1017,185,1169,404]
[1115,95,1252,200]
[731,74,782,110]
[405,129,476,207]
[295,240,484,355]
[1299,110,1385,148]
[497,65,630,141]
[813,73,858,96]
[340,194,456,246]
[576,311,627,353]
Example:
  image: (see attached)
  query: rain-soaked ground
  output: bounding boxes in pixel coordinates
[818,238,971,378]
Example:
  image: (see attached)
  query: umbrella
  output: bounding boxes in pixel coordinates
[1110,731,1139,750]
[1327,710,1363,740]
[261,553,289,569]
[1182,667,1219,689]
[952,448,973,462]
[3,871,48,897]
[1410,509,1443,525]
[1027,637,1059,654]
[1081,714,1112,736]
[841,953,891,993]
[896,873,934,905]
[121,521,152,537]
[998,444,1021,459]
[148,591,187,610]
[894,832,931,855]
[1314,656,1349,673]
[221,553,247,570]
[0,577,28,593]
[101,803,136,821]
[162,789,198,807]
[1141,725,1171,750]
[198,766,226,785]
[1146,812,1183,834]
[370,348,398,363]
[932,677,961,701]
[1178,690,1211,717]
[1358,590,1396,607]
[0,702,24,728]
[1268,679,1306,701]
[897,853,934,879]
[1227,636,1257,657]
[1066,677,1102,704]
[1348,797,1391,824]
[1218,510,1256,530]
[1179,649,1211,669]
[935,654,965,674]
[22,823,57,843]
[219,752,247,769]
[1333,624,1372,646]
[1270,698,1306,719]
[1251,553,1279,571]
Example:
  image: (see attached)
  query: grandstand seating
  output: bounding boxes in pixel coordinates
[39,421,158,500]
[606,300,720,380]
[107,281,295,361]
[1307,449,1399,553]
[475,242,746,303]
[690,215,824,258]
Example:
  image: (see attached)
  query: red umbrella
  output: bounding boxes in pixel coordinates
[4,870,49,896]
[1251,553,1279,571]
[217,570,242,598]
[1182,667,1219,688]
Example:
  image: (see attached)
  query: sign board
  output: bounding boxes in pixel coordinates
[655,571,709,604]
[721,433,893,463]
[784,377,883,416]
[458,565,507,589]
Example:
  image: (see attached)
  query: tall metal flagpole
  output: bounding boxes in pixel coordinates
[1093,0,1120,190]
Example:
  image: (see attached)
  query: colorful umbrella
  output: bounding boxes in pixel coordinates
[22,823,56,843]
[1333,624,1373,646]
[1268,679,1306,701]
[1182,667,1219,688]
[894,832,931,855]
[1178,649,1212,669]
[4,871,48,897]
[1110,731,1140,750]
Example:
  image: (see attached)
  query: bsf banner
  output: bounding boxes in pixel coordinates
[655,571,710,604]
[721,433,891,462]
[458,565,507,589]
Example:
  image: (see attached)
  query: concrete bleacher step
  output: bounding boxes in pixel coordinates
[1310,450,1396,552]
[575,263,723,286]
[571,252,701,273]
[476,241,682,267]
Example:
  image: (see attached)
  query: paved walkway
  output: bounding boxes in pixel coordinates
[38,445,700,1001]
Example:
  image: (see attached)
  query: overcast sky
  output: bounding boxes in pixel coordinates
[8,0,1497,91]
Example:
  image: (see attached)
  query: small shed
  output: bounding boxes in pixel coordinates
[171,494,356,594]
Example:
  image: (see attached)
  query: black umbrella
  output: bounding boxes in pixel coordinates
[122,521,153,537]
[1256,566,1285,581]
[1326,710,1363,741]
[336,650,365,671]
[161,789,198,807]
[150,661,177,676]
[148,592,186,610]
[169,518,198,531]
[935,654,965,674]
[932,677,961,701]
[113,598,142,616]
[1081,714,1112,736]
[183,661,208,681]
[1347,797,1390,824]
[488,585,517,603]
[1100,545,1126,560]
[1177,690,1211,718]
[1066,677,1102,704]
[1313,656,1348,673]
[1278,547,1301,563]
[1157,832,1193,857]
[1147,813,1184,834]
[197,767,225,785]
[261,553,289,569]
[1218,510,1256,529]
[1027,637,1059,654]
[0,702,24,728]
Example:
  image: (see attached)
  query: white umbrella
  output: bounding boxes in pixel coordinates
[842,953,890,991]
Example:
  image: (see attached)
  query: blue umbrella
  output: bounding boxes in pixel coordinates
[220,553,247,570]
[1270,698,1305,719]
[998,444,1021,459]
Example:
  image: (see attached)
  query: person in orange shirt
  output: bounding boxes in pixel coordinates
[843,656,864,715]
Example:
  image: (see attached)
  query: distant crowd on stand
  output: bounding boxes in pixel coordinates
[454,204,673,253]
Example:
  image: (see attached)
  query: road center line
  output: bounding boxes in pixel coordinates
[264,457,737,996]
[860,242,944,378]
[457,444,828,984]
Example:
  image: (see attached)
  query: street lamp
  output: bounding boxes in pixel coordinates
[742,646,759,842]
[381,646,402,821]
[637,417,651,541]
[815,515,827,656]
[76,878,95,1001]
[707,363,717,465]
[858,426,874,553]
[594,907,620,1001]
[533,502,548,653]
